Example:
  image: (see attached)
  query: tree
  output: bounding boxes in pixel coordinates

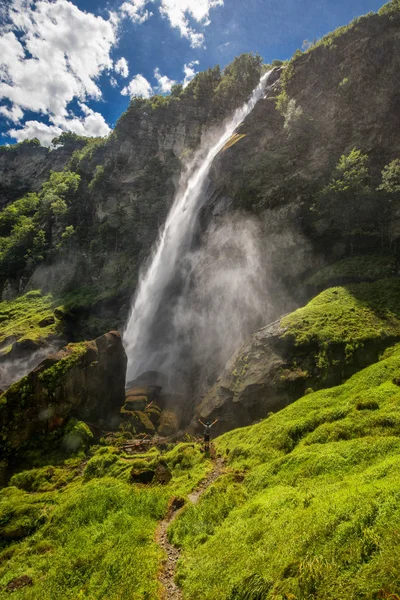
[212,53,263,115]
[378,159,400,194]
[315,149,378,252]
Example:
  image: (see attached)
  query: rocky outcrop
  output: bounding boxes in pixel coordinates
[0,331,127,458]
[194,279,400,433]
[0,140,82,208]
[121,371,186,436]
[193,320,294,434]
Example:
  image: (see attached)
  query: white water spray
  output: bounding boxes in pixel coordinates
[123,71,273,381]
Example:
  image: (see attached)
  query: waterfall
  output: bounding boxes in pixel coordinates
[123,70,274,384]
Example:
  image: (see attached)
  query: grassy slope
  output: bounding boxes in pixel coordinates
[281,278,400,346]
[0,291,59,347]
[170,343,400,600]
[0,444,211,600]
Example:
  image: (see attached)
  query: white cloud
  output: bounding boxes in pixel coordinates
[159,0,223,48]
[183,60,200,87]
[115,57,129,78]
[9,103,111,146]
[8,121,63,146]
[120,0,153,24]
[110,76,118,88]
[121,74,153,98]
[0,0,116,138]
[154,67,176,93]
[0,104,24,123]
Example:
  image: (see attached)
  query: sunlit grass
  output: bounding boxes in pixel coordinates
[171,343,400,599]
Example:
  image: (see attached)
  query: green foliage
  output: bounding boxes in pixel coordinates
[40,170,80,217]
[0,139,41,154]
[173,344,400,599]
[0,169,80,286]
[0,194,39,237]
[378,159,400,194]
[312,149,387,249]
[379,0,400,15]
[324,148,369,194]
[212,54,263,114]
[88,164,105,190]
[56,225,75,251]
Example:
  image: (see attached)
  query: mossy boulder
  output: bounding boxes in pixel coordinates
[195,279,400,433]
[0,331,126,459]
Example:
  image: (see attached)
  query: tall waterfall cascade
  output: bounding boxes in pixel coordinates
[123,70,274,384]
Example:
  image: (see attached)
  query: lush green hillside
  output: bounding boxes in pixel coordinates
[0,443,210,599]
[170,342,400,599]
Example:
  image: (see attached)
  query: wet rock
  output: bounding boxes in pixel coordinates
[0,331,127,458]
[158,409,180,437]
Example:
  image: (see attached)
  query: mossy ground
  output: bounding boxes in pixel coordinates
[0,442,210,599]
[169,343,400,599]
[0,291,59,348]
[281,278,400,347]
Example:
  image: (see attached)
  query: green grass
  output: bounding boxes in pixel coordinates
[170,343,400,599]
[0,442,211,599]
[305,254,397,288]
[0,291,58,347]
[281,278,400,347]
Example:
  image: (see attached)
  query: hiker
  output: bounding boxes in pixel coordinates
[198,418,218,452]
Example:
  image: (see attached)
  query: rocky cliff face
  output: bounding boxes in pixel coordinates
[0,139,84,209]
[0,331,127,461]
[1,5,400,434]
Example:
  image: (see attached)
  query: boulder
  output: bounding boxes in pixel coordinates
[193,319,293,434]
[194,281,400,433]
[0,331,127,458]
[158,409,181,437]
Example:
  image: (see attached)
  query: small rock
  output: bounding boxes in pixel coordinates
[38,315,55,328]
[155,461,172,485]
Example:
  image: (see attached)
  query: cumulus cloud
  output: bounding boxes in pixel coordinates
[0,0,116,142]
[115,57,129,78]
[120,0,153,24]
[159,0,223,47]
[9,103,111,146]
[0,104,24,123]
[8,121,63,146]
[154,67,176,93]
[121,74,153,98]
[183,60,200,87]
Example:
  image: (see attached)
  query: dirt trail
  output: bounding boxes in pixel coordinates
[156,455,225,600]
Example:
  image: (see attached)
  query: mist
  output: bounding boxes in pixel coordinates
[0,343,60,391]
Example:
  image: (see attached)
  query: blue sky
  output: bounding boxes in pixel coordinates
[0,0,386,145]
